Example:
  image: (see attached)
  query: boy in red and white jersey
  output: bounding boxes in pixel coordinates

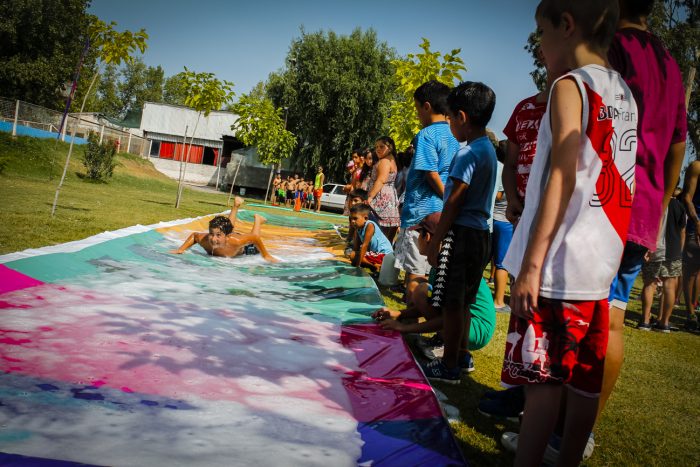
[500,0,637,465]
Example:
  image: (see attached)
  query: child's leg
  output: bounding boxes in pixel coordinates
[660,275,679,326]
[250,213,266,237]
[442,303,465,369]
[557,388,599,467]
[515,384,563,467]
[640,275,657,325]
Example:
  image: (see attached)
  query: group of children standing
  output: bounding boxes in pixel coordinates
[349,0,688,464]
[271,168,325,212]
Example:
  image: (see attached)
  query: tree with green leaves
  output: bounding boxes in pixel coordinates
[230,89,297,203]
[230,93,296,166]
[175,67,235,208]
[0,0,93,110]
[648,0,699,155]
[163,72,189,106]
[266,28,395,181]
[388,38,466,151]
[52,18,148,217]
[117,58,164,116]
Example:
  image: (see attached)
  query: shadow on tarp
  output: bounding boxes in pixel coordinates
[0,216,466,466]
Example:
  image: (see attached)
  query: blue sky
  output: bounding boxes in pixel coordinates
[89,0,542,139]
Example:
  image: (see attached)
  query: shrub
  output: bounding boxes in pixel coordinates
[82,132,117,181]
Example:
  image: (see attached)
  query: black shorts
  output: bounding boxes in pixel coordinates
[431,225,490,313]
[287,190,294,199]
[683,233,700,274]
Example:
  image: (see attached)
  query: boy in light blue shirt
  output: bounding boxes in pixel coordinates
[349,204,393,271]
[395,80,460,297]
[422,81,497,384]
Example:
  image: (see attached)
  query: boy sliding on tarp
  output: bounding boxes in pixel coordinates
[171,197,277,262]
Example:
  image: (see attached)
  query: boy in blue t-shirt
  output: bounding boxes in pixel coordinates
[395,80,460,299]
[349,204,393,271]
[422,81,497,384]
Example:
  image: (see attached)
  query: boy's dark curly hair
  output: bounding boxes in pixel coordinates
[209,216,233,235]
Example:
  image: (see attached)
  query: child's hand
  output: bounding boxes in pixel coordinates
[170,249,184,254]
[379,319,404,332]
[372,307,400,321]
[510,269,540,320]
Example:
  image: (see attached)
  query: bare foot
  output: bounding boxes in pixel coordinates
[253,214,267,225]
[234,196,245,208]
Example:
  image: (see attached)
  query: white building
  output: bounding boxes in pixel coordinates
[141,102,283,189]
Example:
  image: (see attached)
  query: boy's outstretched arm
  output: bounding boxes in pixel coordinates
[170,233,198,254]
[510,78,581,319]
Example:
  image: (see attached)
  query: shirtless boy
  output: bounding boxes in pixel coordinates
[170,197,277,262]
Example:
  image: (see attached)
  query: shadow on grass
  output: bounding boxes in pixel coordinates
[138,199,172,207]
[43,202,90,212]
[196,200,227,208]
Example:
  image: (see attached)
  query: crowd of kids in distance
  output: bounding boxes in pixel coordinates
[269,168,327,213]
[171,0,691,464]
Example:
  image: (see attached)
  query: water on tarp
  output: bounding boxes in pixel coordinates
[0,221,382,466]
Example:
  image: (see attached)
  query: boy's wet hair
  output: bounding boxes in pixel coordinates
[414,80,451,115]
[209,216,233,235]
[350,203,371,217]
[536,0,619,51]
[350,188,369,200]
[447,81,496,128]
[619,0,654,20]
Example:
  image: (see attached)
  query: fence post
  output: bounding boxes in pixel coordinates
[126,133,132,154]
[99,125,104,144]
[147,139,152,158]
[12,100,19,136]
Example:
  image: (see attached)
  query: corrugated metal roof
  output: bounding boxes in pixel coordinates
[141,102,238,141]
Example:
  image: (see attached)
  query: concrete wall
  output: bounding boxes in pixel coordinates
[150,157,223,186]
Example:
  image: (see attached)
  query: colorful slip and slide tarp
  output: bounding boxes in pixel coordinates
[0,209,466,466]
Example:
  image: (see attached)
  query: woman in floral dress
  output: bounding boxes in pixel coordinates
[367,136,400,242]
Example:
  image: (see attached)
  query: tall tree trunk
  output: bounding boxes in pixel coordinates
[51,71,99,217]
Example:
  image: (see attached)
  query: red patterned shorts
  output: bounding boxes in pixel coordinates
[501,297,609,397]
[364,252,385,266]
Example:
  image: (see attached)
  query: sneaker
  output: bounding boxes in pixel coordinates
[685,315,699,331]
[478,386,525,422]
[652,322,671,333]
[495,304,512,313]
[637,322,652,331]
[460,353,475,374]
[421,358,461,384]
[500,431,594,464]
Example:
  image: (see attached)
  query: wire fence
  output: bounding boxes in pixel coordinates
[0,97,150,157]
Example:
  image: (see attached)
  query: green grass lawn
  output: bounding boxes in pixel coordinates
[0,133,339,254]
[1,134,699,465]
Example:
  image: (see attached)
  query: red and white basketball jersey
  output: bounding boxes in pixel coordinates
[503,64,638,300]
